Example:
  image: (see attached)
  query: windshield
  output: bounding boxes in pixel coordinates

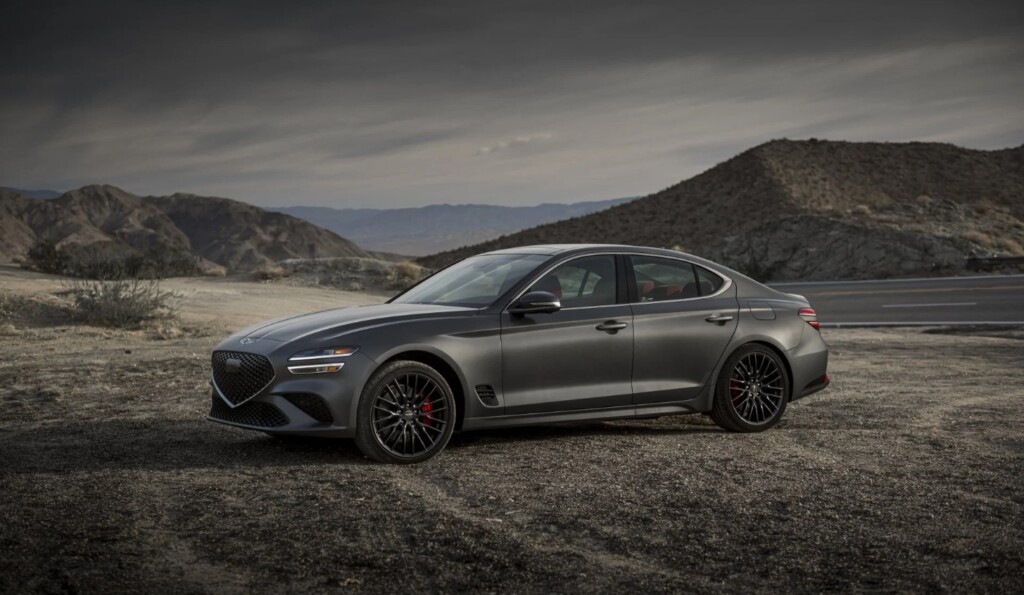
[392,254,548,307]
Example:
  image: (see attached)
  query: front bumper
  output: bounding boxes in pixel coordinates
[206,350,378,438]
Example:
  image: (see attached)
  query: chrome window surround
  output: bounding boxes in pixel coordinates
[505,251,733,312]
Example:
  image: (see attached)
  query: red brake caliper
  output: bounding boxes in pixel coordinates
[420,394,433,427]
[730,380,743,404]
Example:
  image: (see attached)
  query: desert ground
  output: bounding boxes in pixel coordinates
[1,266,1022,593]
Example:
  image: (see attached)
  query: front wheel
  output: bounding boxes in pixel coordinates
[354,360,456,463]
[709,344,789,432]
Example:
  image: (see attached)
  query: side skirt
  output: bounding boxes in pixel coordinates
[460,402,702,431]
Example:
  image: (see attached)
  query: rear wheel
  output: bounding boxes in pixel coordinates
[354,360,456,464]
[710,344,789,432]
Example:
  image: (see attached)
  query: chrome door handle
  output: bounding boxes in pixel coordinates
[596,321,628,332]
[705,314,734,324]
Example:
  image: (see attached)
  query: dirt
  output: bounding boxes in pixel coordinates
[1,266,1022,593]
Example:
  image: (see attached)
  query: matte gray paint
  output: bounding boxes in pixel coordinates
[207,244,828,437]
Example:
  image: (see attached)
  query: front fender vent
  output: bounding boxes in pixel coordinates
[475,384,499,407]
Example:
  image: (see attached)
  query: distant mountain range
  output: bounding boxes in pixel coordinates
[0,185,367,273]
[420,140,1024,281]
[1,187,62,200]
[270,198,634,256]
[7,139,1021,282]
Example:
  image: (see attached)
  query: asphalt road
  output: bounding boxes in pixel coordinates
[770,274,1024,326]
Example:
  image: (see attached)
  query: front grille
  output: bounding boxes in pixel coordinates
[283,393,334,423]
[209,395,288,427]
[212,351,275,405]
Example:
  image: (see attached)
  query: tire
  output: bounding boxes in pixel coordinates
[354,360,456,464]
[710,344,790,432]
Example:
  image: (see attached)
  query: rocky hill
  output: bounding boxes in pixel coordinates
[420,140,1024,281]
[271,197,634,256]
[0,185,368,273]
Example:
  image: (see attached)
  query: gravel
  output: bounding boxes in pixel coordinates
[1,320,1022,593]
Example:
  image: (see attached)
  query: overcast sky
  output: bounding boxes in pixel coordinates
[1,0,1021,208]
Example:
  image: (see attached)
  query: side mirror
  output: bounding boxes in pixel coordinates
[509,291,561,315]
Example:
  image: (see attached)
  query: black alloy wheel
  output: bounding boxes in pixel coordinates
[355,360,456,463]
[710,344,789,432]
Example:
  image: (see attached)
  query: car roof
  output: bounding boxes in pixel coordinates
[481,244,693,258]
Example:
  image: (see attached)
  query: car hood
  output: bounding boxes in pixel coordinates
[237,303,477,343]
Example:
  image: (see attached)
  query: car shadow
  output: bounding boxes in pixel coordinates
[0,419,370,474]
[448,419,720,448]
[0,417,720,474]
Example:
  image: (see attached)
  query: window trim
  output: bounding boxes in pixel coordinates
[503,251,733,312]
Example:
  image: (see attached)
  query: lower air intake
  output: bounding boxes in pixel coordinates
[209,395,288,428]
[283,393,334,423]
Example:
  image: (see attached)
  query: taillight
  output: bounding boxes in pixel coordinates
[798,307,820,330]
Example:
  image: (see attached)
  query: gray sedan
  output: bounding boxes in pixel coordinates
[208,245,830,463]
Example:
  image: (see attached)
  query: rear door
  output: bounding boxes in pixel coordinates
[500,254,634,415]
[627,255,738,405]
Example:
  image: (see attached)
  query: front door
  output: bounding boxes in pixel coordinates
[500,254,633,415]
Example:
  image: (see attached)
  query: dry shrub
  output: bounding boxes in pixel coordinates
[24,240,203,279]
[0,293,16,322]
[251,265,288,282]
[962,230,993,249]
[971,198,1004,217]
[62,278,179,328]
[0,292,70,325]
[391,261,425,287]
[278,257,427,292]
[996,237,1024,256]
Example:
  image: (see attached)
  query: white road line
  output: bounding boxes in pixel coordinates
[822,321,1024,327]
[769,273,1024,287]
[881,302,977,309]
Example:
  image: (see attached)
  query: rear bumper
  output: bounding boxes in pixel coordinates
[798,373,830,399]
[786,327,829,402]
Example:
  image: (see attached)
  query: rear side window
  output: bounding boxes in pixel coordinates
[631,256,698,302]
[695,265,725,295]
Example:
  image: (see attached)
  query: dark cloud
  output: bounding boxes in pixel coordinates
[1,0,1021,207]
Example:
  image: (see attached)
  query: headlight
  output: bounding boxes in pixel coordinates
[287,346,357,375]
[288,347,358,361]
[288,362,345,375]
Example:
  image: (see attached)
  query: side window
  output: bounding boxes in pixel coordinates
[631,256,698,302]
[695,265,725,296]
[528,255,617,308]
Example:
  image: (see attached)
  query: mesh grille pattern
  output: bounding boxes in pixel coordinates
[283,393,334,423]
[211,351,275,405]
[209,395,288,427]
